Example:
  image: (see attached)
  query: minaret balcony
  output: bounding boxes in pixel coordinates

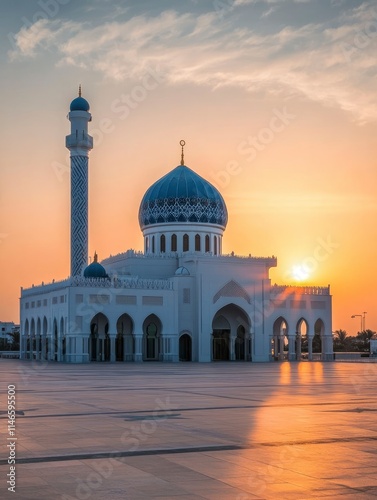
[66,133,93,150]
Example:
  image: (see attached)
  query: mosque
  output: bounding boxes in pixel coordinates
[19,91,333,363]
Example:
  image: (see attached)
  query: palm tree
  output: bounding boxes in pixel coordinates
[333,329,349,351]
[355,329,377,351]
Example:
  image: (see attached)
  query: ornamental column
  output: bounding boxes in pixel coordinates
[308,334,313,361]
[296,334,302,361]
[288,335,296,361]
[109,334,116,362]
[279,335,285,360]
[134,334,143,362]
[66,86,93,277]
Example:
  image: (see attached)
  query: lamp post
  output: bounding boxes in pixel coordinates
[351,314,362,333]
[362,312,367,331]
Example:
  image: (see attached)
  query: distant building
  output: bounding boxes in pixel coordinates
[19,91,333,363]
[0,322,18,345]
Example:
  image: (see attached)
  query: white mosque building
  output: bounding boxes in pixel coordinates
[19,91,333,363]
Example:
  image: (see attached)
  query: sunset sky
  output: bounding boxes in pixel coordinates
[1,0,376,335]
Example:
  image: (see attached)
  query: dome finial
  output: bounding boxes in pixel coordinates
[180,140,186,166]
[93,251,98,263]
[78,84,82,97]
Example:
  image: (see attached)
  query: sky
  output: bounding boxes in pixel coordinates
[0,0,376,335]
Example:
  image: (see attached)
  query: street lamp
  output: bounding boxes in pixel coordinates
[351,314,362,333]
[362,312,367,331]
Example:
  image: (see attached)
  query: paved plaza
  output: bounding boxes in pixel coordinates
[1,360,377,499]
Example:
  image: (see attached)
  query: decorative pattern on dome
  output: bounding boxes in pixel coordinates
[139,165,228,229]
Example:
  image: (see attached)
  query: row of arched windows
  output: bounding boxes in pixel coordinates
[146,233,220,255]
[23,317,64,336]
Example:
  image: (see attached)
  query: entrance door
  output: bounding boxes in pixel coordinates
[235,326,245,360]
[144,322,159,360]
[179,334,192,361]
[213,330,230,360]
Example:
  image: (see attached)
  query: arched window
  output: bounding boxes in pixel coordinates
[195,234,201,252]
[183,234,189,252]
[214,236,218,255]
[205,235,210,252]
[147,322,157,336]
[160,234,166,253]
[152,236,155,254]
[145,236,149,253]
[171,234,177,252]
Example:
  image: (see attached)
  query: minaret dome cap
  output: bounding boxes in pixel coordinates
[70,85,90,112]
[70,96,90,112]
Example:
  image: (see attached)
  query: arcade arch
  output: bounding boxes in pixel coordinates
[143,314,162,361]
[212,304,251,361]
[179,333,192,361]
[116,313,134,362]
[90,313,110,362]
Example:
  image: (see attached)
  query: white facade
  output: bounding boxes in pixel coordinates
[19,93,333,363]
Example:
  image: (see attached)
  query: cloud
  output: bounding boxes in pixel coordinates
[261,7,277,18]
[8,18,81,60]
[234,0,310,4]
[8,4,377,122]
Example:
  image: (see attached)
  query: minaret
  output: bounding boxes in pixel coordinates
[65,86,93,276]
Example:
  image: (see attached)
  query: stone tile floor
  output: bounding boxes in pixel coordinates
[1,360,377,499]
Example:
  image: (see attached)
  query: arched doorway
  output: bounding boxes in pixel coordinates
[296,318,308,360]
[90,313,110,362]
[212,315,230,360]
[212,304,251,361]
[142,314,162,361]
[116,314,134,362]
[179,333,192,361]
[314,318,324,358]
[272,317,288,360]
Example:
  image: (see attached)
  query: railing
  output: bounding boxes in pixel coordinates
[102,249,278,264]
[21,278,71,296]
[65,133,93,149]
[21,275,174,296]
[271,284,330,296]
[334,352,373,361]
[102,249,174,264]
[71,276,173,290]
[0,351,20,359]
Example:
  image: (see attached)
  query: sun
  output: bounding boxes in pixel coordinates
[291,264,311,282]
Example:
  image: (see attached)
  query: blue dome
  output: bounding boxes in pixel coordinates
[175,266,190,276]
[83,262,108,279]
[70,96,90,112]
[139,165,228,228]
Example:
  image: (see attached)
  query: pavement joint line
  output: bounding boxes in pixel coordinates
[0,444,243,466]
[2,435,377,467]
[1,401,375,420]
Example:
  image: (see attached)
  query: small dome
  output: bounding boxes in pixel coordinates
[70,96,90,112]
[139,165,228,229]
[83,253,108,278]
[175,266,190,276]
